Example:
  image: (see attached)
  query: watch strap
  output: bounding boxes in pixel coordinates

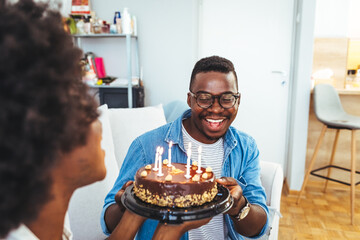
[230,196,250,221]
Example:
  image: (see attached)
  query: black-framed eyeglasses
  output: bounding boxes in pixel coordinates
[189,91,241,109]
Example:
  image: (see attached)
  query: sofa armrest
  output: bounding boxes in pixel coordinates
[260,161,284,240]
[260,161,284,210]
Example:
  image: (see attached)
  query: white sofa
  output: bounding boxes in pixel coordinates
[67,102,283,240]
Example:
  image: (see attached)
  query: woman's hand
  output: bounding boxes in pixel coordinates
[152,217,212,240]
[104,180,134,232]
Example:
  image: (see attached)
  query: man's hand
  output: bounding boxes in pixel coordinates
[216,177,246,216]
[104,180,133,233]
[216,177,267,237]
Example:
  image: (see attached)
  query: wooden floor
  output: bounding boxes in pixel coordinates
[279,180,360,239]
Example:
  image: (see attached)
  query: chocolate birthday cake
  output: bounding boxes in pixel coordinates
[133,162,218,208]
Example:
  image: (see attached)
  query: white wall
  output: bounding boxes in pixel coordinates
[314,0,360,38]
[347,0,360,38]
[314,0,349,37]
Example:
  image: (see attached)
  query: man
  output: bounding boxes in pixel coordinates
[102,56,268,240]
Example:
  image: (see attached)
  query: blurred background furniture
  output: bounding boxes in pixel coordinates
[67,102,283,239]
[297,83,360,224]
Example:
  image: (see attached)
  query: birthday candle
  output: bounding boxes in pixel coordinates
[157,147,164,176]
[196,145,202,173]
[185,142,192,179]
[153,146,159,171]
[167,141,173,167]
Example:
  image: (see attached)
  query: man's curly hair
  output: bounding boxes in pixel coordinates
[0,0,99,236]
[189,55,238,91]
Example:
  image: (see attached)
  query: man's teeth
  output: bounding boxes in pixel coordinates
[206,119,224,123]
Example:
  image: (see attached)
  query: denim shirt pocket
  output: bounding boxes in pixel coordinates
[236,176,248,189]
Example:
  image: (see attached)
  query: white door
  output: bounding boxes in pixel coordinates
[199,0,294,170]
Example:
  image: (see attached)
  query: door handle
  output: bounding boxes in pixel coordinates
[271,70,287,76]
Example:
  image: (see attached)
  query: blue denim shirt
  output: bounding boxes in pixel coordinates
[101,109,268,240]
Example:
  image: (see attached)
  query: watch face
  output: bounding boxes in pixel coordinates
[240,206,250,219]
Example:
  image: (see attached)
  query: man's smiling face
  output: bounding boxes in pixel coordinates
[184,71,239,144]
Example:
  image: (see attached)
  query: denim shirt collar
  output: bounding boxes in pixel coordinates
[165,109,237,155]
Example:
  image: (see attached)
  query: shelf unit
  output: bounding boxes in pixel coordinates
[73,34,140,108]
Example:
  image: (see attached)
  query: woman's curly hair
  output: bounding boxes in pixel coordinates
[0,0,99,236]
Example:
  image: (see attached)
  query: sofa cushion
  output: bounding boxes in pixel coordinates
[163,100,189,123]
[108,104,167,168]
[68,104,119,240]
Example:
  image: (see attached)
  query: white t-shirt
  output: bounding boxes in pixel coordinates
[6,224,72,240]
[182,124,228,240]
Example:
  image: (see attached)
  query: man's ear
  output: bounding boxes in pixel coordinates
[236,93,241,106]
[187,92,191,108]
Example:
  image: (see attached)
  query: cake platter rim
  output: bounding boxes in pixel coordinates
[121,183,233,224]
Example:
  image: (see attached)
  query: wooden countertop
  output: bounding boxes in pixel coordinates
[336,88,360,95]
[310,87,360,95]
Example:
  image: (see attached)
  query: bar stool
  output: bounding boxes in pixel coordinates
[297,83,360,225]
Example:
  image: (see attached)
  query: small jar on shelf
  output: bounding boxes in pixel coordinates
[345,69,356,89]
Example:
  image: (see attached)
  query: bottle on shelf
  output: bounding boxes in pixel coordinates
[114,11,122,34]
[83,16,91,34]
[122,7,132,34]
[92,17,102,34]
[132,15,137,36]
[345,69,356,89]
[354,66,360,88]
[76,16,85,34]
[110,24,117,34]
[101,20,110,34]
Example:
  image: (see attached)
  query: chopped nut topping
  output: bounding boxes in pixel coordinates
[192,161,198,166]
[206,167,212,173]
[140,171,147,177]
[165,174,172,181]
[202,173,209,179]
[170,168,184,175]
[192,174,200,182]
[163,159,169,165]
[134,184,218,208]
[145,164,151,170]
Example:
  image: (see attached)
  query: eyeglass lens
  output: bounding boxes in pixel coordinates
[196,93,237,109]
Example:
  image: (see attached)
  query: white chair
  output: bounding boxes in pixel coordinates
[297,83,360,225]
[67,103,283,239]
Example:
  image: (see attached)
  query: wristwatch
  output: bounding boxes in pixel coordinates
[231,196,251,221]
